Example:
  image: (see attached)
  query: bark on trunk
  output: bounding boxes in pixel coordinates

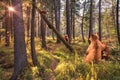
[10,0,28,79]
[66,0,71,43]
[81,0,86,42]
[0,22,2,43]
[31,0,39,66]
[5,6,10,46]
[88,0,93,40]
[27,6,30,40]
[51,11,55,40]
[99,0,102,41]
[41,16,47,48]
[54,0,61,43]
[116,0,120,44]
[71,0,75,39]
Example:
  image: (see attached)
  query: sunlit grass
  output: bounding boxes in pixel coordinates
[55,61,76,80]
[0,37,120,80]
[0,42,14,54]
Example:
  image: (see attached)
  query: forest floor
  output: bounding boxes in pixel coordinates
[0,38,120,80]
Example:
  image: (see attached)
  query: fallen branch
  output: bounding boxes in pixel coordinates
[35,6,75,53]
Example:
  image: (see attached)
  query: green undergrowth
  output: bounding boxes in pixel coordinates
[42,40,120,80]
[53,52,120,80]
[0,39,120,80]
[0,43,14,80]
[0,65,6,80]
[37,50,53,69]
[35,43,120,80]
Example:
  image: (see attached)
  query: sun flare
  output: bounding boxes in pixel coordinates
[8,6,15,12]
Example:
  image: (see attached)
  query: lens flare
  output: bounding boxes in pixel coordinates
[8,6,14,12]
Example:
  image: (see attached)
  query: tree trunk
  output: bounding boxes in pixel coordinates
[35,11,39,38]
[41,16,47,48]
[71,0,75,39]
[5,5,10,46]
[99,0,102,41]
[51,10,55,40]
[10,11,13,41]
[88,0,93,40]
[10,0,14,41]
[38,14,42,38]
[35,7,75,53]
[66,0,71,43]
[0,22,2,43]
[112,1,116,32]
[10,0,28,79]
[54,0,61,43]
[31,0,39,66]
[38,13,40,38]
[27,6,30,41]
[81,0,86,42]
[116,0,120,44]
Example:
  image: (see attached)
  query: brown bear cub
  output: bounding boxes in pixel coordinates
[64,34,69,42]
[85,33,110,63]
[101,45,110,60]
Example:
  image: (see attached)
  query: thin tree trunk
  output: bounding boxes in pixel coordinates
[116,0,120,44]
[51,3,55,40]
[54,0,61,43]
[10,11,13,41]
[31,1,46,78]
[72,17,75,39]
[38,13,40,37]
[41,16,47,48]
[70,1,73,39]
[0,22,2,43]
[35,7,75,53]
[99,0,102,41]
[31,0,39,66]
[10,0,13,41]
[5,5,10,46]
[88,0,93,42]
[35,12,39,38]
[51,11,55,40]
[66,0,71,43]
[112,1,116,31]
[10,0,28,79]
[81,0,86,42]
[27,6,30,43]
[38,14,41,38]
[71,0,75,39]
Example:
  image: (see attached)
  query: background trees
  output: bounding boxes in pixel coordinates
[116,0,120,44]
[66,0,71,43]
[54,0,61,43]
[30,0,39,66]
[0,0,120,79]
[88,0,93,40]
[99,0,101,41]
[0,0,118,45]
